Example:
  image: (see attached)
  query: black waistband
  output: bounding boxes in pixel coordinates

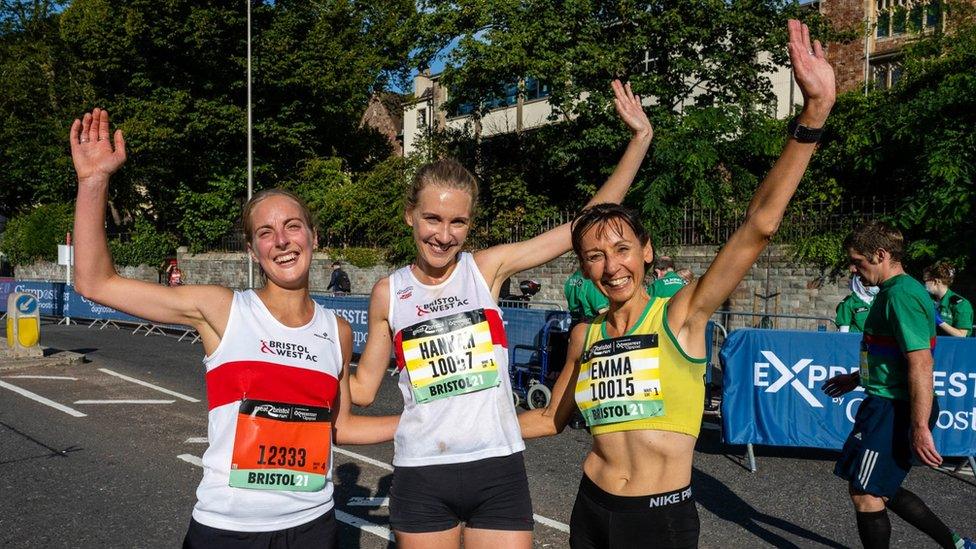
[579,474,693,511]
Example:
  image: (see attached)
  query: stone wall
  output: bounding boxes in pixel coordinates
[18,245,937,331]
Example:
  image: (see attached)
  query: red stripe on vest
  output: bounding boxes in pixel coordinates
[863,333,936,349]
[206,360,338,411]
[393,330,406,371]
[485,308,508,348]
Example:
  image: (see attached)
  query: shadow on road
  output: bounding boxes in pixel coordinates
[694,467,847,548]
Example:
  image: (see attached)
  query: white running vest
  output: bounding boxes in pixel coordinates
[194,290,342,532]
[388,252,525,467]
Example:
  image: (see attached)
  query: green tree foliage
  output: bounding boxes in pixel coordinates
[1,0,415,264]
[108,218,178,267]
[806,10,976,270]
[0,203,73,265]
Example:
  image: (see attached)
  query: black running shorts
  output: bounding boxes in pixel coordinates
[569,474,699,549]
[389,452,534,533]
[182,508,337,549]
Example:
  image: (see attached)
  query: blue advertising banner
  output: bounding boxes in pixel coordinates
[64,285,147,323]
[0,281,66,317]
[312,294,371,354]
[721,329,976,456]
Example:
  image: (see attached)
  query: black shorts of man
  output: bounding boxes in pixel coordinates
[824,221,973,549]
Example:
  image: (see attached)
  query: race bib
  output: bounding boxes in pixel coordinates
[229,399,331,491]
[399,310,500,404]
[576,334,664,427]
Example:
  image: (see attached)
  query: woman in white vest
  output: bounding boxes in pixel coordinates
[348,80,653,548]
[69,109,398,548]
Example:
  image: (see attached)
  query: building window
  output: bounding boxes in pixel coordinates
[926,0,941,28]
[871,60,902,89]
[875,0,940,37]
[524,77,551,101]
[416,109,427,128]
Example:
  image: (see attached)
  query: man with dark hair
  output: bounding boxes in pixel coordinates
[824,221,973,549]
[649,256,686,299]
[327,261,351,294]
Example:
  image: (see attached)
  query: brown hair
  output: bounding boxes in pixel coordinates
[923,261,956,285]
[241,188,315,246]
[571,203,653,268]
[406,158,479,214]
[843,221,904,263]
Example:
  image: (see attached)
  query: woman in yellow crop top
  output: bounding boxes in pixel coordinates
[518,19,836,548]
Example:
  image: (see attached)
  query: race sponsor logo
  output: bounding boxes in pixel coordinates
[397,286,413,300]
[252,403,291,419]
[416,296,470,316]
[753,350,859,408]
[259,339,318,362]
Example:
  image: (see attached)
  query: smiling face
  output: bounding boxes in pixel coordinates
[246,194,317,290]
[579,219,654,305]
[405,184,473,272]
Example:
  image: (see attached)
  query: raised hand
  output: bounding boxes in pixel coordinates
[611,79,652,141]
[69,108,127,183]
[787,19,836,127]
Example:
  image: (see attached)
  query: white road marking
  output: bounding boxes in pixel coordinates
[0,380,87,417]
[533,513,570,533]
[4,375,78,380]
[75,399,175,404]
[333,447,393,471]
[184,437,208,444]
[347,497,389,507]
[98,368,200,402]
[335,510,395,542]
[177,454,203,467]
[332,447,571,533]
[175,453,396,542]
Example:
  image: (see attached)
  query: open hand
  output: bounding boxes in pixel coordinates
[823,373,858,397]
[787,19,835,126]
[611,79,652,141]
[69,108,127,184]
[912,426,943,467]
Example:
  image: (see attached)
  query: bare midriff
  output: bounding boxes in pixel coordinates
[583,429,696,496]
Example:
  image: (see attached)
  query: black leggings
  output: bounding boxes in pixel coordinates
[182,509,337,549]
[569,475,700,549]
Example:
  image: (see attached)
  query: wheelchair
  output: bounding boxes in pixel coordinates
[510,310,572,409]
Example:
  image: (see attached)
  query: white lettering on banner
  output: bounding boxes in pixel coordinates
[846,397,862,423]
[333,308,368,326]
[933,371,976,397]
[936,408,976,431]
[754,351,863,408]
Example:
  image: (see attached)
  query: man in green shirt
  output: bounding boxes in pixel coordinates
[649,256,686,299]
[824,221,973,549]
[835,274,877,333]
[923,261,973,337]
[564,269,608,321]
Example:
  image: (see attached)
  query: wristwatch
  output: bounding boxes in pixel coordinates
[787,117,824,144]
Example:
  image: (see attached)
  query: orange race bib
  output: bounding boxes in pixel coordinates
[229,399,332,491]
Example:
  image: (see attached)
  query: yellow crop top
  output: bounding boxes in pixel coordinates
[574,297,706,438]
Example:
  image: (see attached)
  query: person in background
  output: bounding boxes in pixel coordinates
[327,260,351,294]
[675,268,696,285]
[835,274,877,333]
[824,222,973,549]
[649,256,686,299]
[565,269,609,323]
[923,261,973,337]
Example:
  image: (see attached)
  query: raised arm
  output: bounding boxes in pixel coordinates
[667,20,836,351]
[71,109,232,351]
[333,317,400,444]
[519,323,588,438]
[349,277,395,406]
[476,80,653,295]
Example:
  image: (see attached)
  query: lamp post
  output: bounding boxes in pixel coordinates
[246,0,254,288]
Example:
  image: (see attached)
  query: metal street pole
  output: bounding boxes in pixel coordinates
[247,0,254,288]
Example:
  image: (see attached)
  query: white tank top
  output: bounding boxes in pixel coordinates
[388,252,525,466]
[194,290,342,532]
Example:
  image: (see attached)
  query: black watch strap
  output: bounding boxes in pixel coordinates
[787,117,824,144]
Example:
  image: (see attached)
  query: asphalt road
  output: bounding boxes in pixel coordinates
[2,322,974,548]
